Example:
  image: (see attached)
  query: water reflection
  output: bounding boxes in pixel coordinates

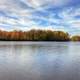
[0,42,80,80]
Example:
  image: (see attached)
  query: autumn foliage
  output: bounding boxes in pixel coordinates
[71,36,80,41]
[0,29,71,41]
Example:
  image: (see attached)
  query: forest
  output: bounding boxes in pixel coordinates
[0,29,79,41]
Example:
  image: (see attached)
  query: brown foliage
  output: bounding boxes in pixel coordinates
[0,29,70,41]
[71,36,80,41]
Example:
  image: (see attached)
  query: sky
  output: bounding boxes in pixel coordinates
[0,0,80,35]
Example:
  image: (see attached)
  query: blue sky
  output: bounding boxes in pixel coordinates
[0,0,80,35]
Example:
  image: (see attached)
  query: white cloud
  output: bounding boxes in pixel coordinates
[0,0,71,9]
[28,0,71,8]
[69,20,80,28]
[58,7,80,27]
[0,0,80,35]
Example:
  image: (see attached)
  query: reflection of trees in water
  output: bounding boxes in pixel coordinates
[0,43,80,80]
[25,43,70,80]
[0,43,70,60]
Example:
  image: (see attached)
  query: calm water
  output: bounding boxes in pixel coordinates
[0,42,80,80]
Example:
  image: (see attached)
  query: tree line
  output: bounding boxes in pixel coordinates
[0,29,79,41]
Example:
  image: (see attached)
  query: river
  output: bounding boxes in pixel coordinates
[0,42,79,80]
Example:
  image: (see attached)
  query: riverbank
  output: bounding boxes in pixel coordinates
[0,29,79,41]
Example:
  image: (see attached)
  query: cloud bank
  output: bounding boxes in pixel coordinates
[0,0,80,35]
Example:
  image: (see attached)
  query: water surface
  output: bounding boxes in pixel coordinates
[0,42,80,80]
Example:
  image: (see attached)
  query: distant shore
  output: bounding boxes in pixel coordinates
[0,29,79,41]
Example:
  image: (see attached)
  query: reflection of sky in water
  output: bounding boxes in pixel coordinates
[0,42,80,80]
